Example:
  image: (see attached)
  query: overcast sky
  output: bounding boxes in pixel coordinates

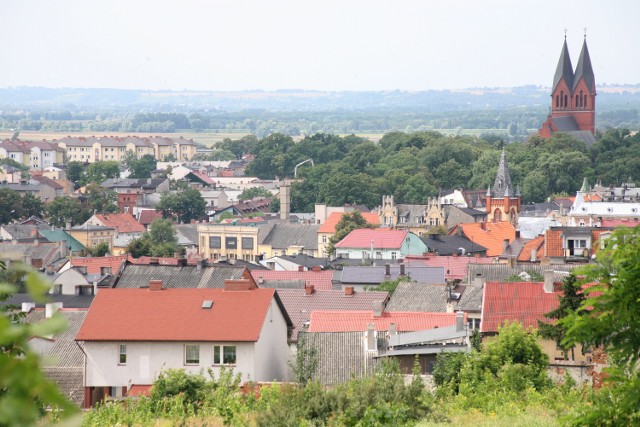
[1,0,638,91]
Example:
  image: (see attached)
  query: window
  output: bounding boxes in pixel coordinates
[209,236,221,249]
[52,284,62,294]
[213,345,236,365]
[241,237,253,249]
[77,285,94,296]
[322,235,327,243]
[391,252,397,260]
[225,237,237,249]
[574,239,587,248]
[119,344,127,364]
[101,267,112,275]
[185,345,200,365]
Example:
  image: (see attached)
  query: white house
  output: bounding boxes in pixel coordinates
[75,278,292,407]
[334,229,429,262]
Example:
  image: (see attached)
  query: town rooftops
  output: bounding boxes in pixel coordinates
[421,233,488,256]
[309,311,464,333]
[251,269,333,291]
[335,228,407,249]
[318,212,381,234]
[337,265,445,285]
[385,282,459,312]
[404,254,494,280]
[455,221,516,257]
[69,255,128,275]
[94,213,146,234]
[76,287,280,342]
[138,210,164,226]
[116,262,250,289]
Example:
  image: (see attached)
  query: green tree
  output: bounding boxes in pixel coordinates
[90,241,110,257]
[538,273,585,360]
[326,211,377,255]
[208,149,236,161]
[127,237,151,258]
[84,183,118,214]
[0,189,23,224]
[289,332,319,385]
[156,189,206,223]
[66,161,85,187]
[85,161,120,184]
[124,153,157,179]
[127,218,180,258]
[45,196,91,228]
[0,261,78,424]
[239,187,273,201]
[20,192,44,218]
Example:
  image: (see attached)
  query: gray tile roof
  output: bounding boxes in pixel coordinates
[338,265,445,286]
[385,282,452,312]
[175,224,199,245]
[1,294,95,308]
[297,331,379,385]
[277,289,389,341]
[467,263,576,284]
[421,234,487,256]
[115,264,247,288]
[456,286,483,312]
[259,222,319,250]
[1,224,50,240]
[277,254,329,269]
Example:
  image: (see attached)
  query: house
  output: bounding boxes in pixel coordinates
[404,253,495,281]
[421,233,487,256]
[198,224,260,262]
[568,189,640,226]
[0,241,68,270]
[82,213,146,236]
[317,211,380,257]
[543,226,613,262]
[137,209,164,229]
[28,175,65,200]
[251,268,333,291]
[0,139,64,169]
[276,287,389,343]
[100,177,169,197]
[335,264,445,291]
[68,224,115,251]
[259,254,329,271]
[314,203,371,225]
[481,273,591,362]
[259,222,320,258]
[308,310,464,333]
[39,230,86,255]
[76,279,292,407]
[0,223,51,242]
[442,205,488,229]
[452,221,517,257]
[334,229,428,262]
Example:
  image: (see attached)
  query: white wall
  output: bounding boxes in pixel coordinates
[84,341,256,387]
[253,298,292,382]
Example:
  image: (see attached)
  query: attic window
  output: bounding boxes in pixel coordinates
[202,300,213,309]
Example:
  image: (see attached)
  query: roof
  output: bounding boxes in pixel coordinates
[26,309,88,367]
[421,234,488,256]
[30,175,64,190]
[517,235,545,262]
[573,39,595,92]
[1,293,95,309]
[385,282,455,312]
[277,289,389,341]
[467,263,575,284]
[1,224,48,240]
[39,230,85,252]
[457,221,516,256]
[175,224,199,245]
[276,254,329,269]
[70,255,128,275]
[309,311,463,332]
[116,263,248,289]
[338,265,445,285]
[457,286,484,312]
[76,287,277,342]
[481,281,560,333]
[251,269,333,291]
[551,116,580,132]
[601,219,640,228]
[95,213,145,234]
[404,255,495,280]
[491,150,514,198]
[544,229,564,257]
[318,212,380,234]
[259,222,319,249]
[138,209,164,225]
[335,228,407,249]
[553,38,574,92]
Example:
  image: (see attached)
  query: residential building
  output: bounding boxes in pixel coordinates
[198,224,260,262]
[317,211,380,257]
[334,228,428,261]
[67,224,114,251]
[76,279,292,407]
[335,264,445,291]
[452,221,516,257]
[0,139,64,169]
[543,226,612,262]
[251,268,333,291]
[0,241,68,270]
[258,222,320,258]
[420,233,487,256]
[404,254,495,281]
[82,213,146,236]
[259,254,328,271]
[539,36,596,145]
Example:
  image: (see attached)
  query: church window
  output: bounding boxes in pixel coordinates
[564,94,568,108]
[555,95,559,108]
[493,209,502,223]
[576,95,579,108]
[580,91,584,108]
[584,96,587,108]
[560,91,564,107]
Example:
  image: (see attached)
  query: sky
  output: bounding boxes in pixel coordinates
[1,0,638,92]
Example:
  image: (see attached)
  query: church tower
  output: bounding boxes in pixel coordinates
[486,150,521,225]
[539,34,596,141]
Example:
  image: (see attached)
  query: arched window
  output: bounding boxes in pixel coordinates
[560,91,564,107]
[555,95,559,108]
[584,95,588,109]
[493,208,502,223]
[580,91,584,108]
[576,95,579,108]
[564,94,568,108]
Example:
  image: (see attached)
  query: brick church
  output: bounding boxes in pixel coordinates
[539,35,596,144]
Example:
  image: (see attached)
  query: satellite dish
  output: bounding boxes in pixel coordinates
[457,247,466,255]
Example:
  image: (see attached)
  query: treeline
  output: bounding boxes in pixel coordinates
[238,129,640,210]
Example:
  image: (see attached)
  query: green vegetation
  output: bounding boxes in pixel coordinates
[127,218,181,258]
[124,152,157,179]
[326,211,376,255]
[156,188,206,223]
[238,187,273,201]
[45,196,91,227]
[0,189,44,223]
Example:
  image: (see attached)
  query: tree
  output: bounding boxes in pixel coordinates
[90,241,110,257]
[208,149,236,161]
[66,161,85,187]
[45,196,91,228]
[156,189,206,223]
[85,161,120,184]
[84,183,118,214]
[0,189,23,224]
[562,226,640,425]
[0,261,78,424]
[289,332,319,385]
[239,187,273,201]
[326,211,376,255]
[124,153,157,179]
[127,237,151,258]
[538,273,585,360]
[20,192,44,218]
[127,218,180,258]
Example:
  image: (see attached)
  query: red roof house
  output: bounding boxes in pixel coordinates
[308,311,463,333]
[85,213,145,234]
[318,212,380,234]
[76,279,292,407]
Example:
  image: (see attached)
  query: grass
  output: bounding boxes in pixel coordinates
[418,405,564,427]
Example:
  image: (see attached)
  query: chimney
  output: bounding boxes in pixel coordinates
[22,302,36,313]
[344,286,354,296]
[388,322,397,336]
[279,183,291,220]
[473,274,484,288]
[366,323,376,350]
[312,266,321,272]
[224,279,256,291]
[502,239,510,253]
[384,263,391,279]
[446,302,454,313]
[298,265,305,272]
[456,310,464,332]
[305,284,315,295]
[399,263,406,276]
[149,279,163,291]
[530,249,537,262]
[196,259,205,270]
[373,301,384,317]
[543,270,554,293]
[45,302,63,318]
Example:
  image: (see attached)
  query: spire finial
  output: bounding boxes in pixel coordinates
[583,27,587,39]
[564,28,568,40]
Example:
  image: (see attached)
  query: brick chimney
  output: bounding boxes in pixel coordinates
[312,266,321,272]
[543,270,554,293]
[344,286,354,296]
[456,310,464,332]
[373,301,384,317]
[149,279,163,291]
[305,284,315,295]
[298,265,305,272]
[224,279,256,291]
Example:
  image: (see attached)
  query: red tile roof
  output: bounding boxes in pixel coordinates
[96,213,146,234]
[544,229,564,257]
[76,287,276,342]
[138,210,164,226]
[481,281,560,333]
[251,270,333,290]
[458,222,516,256]
[517,236,545,262]
[601,219,640,228]
[335,228,407,249]
[318,212,380,233]
[191,171,216,185]
[404,255,494,280]
[309,311,463,332]
[70,255,128,274]
[128,385,152,396]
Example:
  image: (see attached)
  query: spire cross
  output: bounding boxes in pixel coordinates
[583,27,587,39]
[564,28,568,39]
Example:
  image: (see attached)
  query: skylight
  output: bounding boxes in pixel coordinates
[202,300,213,309]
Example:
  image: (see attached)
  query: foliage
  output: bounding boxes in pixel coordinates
[290,332,319,385]
[433,351,470,396]
[0,261,78,425]
[150,369,207,412]
[207,149,236,161]
[156,188,206,223]
[20,192,44,218]
[239,187,273,201]
[127,218,180,258]
[470,328,482,352]
[0,189,24,224]
[89,241,110,257]
[124,152,157,179]
[561,226,640,425]
[84,161,120,184]
[326,211,377,255]
[66,161,85,187]
[84,183,119,214]
[538,273,585,360]
[368,277,411,294]
[45,196,91,228]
